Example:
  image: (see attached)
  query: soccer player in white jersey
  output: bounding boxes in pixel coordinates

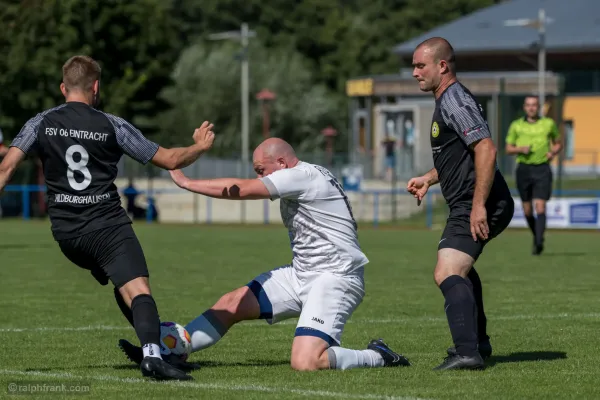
[119,138,410,371]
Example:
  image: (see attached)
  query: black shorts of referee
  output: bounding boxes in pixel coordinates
[515,162,552,202]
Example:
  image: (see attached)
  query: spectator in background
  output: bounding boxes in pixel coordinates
[123,179,145,219]
[0,128,7,157]
[381,134,397,181]
[123,179,158,221]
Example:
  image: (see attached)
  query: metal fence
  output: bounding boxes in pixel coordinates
[4,184,600,230]
[0,184,441,227]
[116,147,424,182]
[115,147,600,185]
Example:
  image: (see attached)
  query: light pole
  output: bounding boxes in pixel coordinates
[504,9,552,117]
[209,23,256,177]
[255,89,276,139]
[321,126,338,167]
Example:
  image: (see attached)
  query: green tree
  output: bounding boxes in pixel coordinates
[287,0,503,91]
[0,0,503,146]
[171,0,501,93]
[155,40,343,158]
[0,0,181,139]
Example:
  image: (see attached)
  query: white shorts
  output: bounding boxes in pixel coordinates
[248,265,365,346]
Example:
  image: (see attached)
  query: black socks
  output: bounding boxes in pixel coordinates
[439,275,478,358]
[525,212,546,247]
[535,213,546,246]
[467,267,488,342]
[131,294,161,348]
[525,214,536,238]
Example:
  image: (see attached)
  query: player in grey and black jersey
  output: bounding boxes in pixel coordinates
[408,38,514,371]
[0,55,215,381]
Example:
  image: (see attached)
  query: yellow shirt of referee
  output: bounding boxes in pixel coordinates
[505,96,561,255]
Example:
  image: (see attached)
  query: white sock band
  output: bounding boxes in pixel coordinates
[185,313,225,352]
[142,343,162,359]
[327,347,385,370]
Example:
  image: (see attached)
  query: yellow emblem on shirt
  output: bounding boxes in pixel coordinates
[432,122,439,138]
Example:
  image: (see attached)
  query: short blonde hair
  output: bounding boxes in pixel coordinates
[62,55,101,91]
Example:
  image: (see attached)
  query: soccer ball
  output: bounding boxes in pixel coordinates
[159,321,192,361]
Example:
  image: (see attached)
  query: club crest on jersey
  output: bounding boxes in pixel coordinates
[431,122,439,138]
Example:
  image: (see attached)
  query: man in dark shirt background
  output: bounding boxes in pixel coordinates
[0,128,7,157]
[407,37,514,370]
[381,134,397,181]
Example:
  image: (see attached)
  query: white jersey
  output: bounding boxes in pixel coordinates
[260,161,368,274]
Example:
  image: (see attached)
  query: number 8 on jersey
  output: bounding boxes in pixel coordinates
[66,144,91,191]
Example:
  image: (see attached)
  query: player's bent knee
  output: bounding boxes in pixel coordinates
[434,248,474,286]
[290,335,330,371]
[118,277,151,307]
[290,348,327,371]
[290,356,321,371]
[433,268,448,287]
[433,266,458,287]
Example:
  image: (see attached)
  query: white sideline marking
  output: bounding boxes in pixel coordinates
[0,369,430,400]
[0,326,127,333]
[0,312,599,333]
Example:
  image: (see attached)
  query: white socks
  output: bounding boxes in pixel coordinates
[142,343,162,359]
[185,312,227,352]
[327,347,385,370]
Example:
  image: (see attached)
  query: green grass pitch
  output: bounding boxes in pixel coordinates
[0,220,599,399]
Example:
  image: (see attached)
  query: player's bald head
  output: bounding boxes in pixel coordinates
[255,138,296,160]
[252,138,299,177]
[415,37,456,73]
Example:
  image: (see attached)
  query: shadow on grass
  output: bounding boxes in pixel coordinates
[487,351,567,368]
[541,252,588,257]
[24,359,290,374]
[0,243,53,250]
[110,359,290,371]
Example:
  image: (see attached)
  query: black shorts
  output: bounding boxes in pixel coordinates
[58,223,149,288]
[516,163,552,202]
[439,197,514,260]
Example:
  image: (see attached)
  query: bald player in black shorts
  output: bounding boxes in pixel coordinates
[407,37,514,370]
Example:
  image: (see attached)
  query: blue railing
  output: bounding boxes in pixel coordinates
[4,185,600,228]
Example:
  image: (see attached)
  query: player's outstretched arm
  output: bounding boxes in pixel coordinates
[152,143,209,170]
[151,122,215,170]
[169,170,270,200]
[0,147,27,193]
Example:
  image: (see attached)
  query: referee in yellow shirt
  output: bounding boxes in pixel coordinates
[505,96,561,255]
